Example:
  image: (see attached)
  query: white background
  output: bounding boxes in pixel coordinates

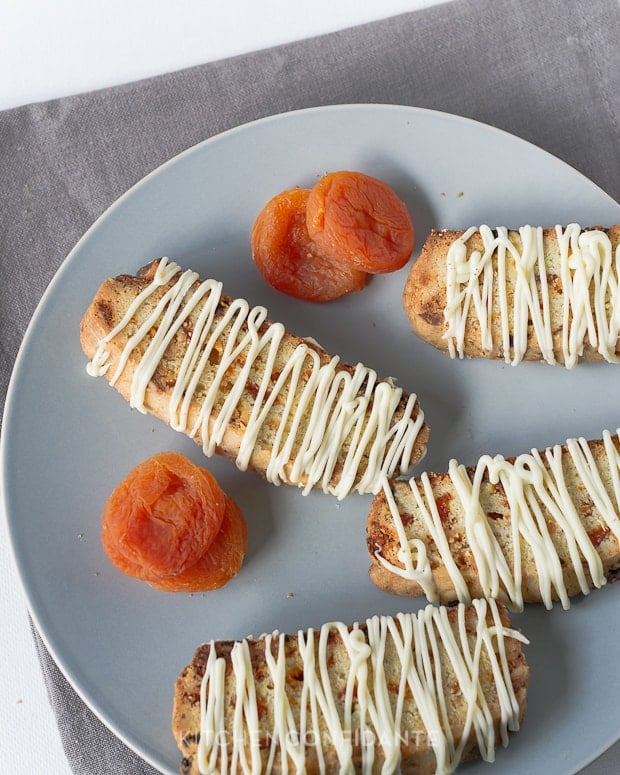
[0,3,442,773]
[1,1,617,774]
[0,0,440,111]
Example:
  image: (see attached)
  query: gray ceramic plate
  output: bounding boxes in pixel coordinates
[3,105,620,774]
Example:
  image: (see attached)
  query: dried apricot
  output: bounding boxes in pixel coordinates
[306,171,414,273]
[148,496,248,592]
[101,451,226,583]
[251,187,367,302]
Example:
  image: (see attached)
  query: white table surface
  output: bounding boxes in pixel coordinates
[1,2,618,775]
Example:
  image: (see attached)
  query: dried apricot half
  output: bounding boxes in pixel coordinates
[251,187,367,302]
[101,451,226,583]
[148,495,248,592]
[306,171,414,274]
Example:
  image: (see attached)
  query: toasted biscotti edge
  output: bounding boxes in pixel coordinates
[367,436,620,605]
[171,603,529,775]
[403,229,460,353]
[403,225,620,364]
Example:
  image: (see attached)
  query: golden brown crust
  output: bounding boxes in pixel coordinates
[171,603,528,775]
[367,436,620,604]
[80,259,429,494]
[403,225,620,364]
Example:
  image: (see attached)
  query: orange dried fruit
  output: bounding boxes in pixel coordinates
[148,495,248,592]
[101,451,226,583]
[251,187,367,302]
[306,170,414,274]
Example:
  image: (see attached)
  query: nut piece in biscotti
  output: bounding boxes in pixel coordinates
[172,599,528,775]
[80,258,428,499]
[367,430,620,610]
[403,224,620,368]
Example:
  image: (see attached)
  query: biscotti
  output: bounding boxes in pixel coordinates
[367,430,620,610]
[403,224,620,368]
[80,258,428,499]
[172,599,528,775]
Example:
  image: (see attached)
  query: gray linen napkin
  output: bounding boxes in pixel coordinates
[2,0,619,772]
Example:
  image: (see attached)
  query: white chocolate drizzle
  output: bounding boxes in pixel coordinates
[86,258,425,499]
[196,599,527,775]
[443,224,620,368]
[377,430,620,611]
